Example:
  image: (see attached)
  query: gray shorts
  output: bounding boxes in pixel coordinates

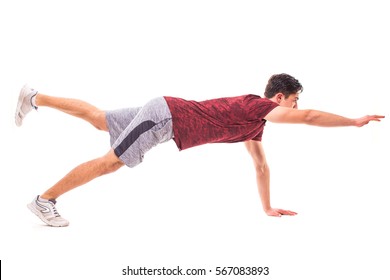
[105,97,173,168]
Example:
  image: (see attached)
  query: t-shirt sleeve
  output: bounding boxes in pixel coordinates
[251,131,263,141]
[250,99,279,142]
[260,99,280,117]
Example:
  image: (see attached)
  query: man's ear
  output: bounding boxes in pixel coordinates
[275,93,284,104]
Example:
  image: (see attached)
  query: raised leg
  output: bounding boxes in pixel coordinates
[40,149,124,200]
[36,93,108,131]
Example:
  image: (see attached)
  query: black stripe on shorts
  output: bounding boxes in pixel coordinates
[114,120,156,157]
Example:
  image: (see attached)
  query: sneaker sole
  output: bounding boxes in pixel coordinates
[15,85,30,127]
[27,203,69,227]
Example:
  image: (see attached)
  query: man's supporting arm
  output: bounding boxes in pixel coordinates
[245,140,297,217]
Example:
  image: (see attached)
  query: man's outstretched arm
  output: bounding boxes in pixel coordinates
[264,107,384,127]
[245,140,297,217]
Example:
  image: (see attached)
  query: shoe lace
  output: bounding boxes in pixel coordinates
[49,200,61,217]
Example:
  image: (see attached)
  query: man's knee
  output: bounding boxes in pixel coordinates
[102,149,124,174]
[92,111,108,131]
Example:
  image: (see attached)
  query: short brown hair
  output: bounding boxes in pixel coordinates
[264,73,303,99]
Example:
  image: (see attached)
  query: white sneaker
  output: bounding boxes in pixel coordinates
[15,84,38,127]
[27,195,70,227]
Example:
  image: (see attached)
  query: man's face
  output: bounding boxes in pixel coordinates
[279,93,299,109]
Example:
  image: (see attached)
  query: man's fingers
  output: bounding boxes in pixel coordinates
[370,115,385,121]
[278,209,298,216]
[267,208,298,217]
[356,115,385,127]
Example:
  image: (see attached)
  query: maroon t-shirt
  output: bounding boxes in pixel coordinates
[164,94,279,151]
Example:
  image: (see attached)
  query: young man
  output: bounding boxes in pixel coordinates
[15,74,384,227]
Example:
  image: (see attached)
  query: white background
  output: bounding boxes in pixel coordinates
[1,0,389,279]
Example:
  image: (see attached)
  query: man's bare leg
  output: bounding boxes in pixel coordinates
[27,149,124,226]
[35,93,108,131]
[40,149,124,200]
[18,87,122,226]
[34,93,117,199]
